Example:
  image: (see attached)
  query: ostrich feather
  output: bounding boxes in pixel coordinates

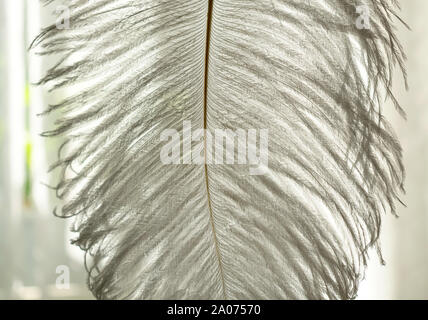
[33,0,407,299]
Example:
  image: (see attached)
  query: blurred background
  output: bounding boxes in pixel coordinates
[0,1,426,299]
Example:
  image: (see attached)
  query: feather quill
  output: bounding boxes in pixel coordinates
[33,0,407,299]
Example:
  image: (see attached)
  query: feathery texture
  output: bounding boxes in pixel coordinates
[33,0,407,299]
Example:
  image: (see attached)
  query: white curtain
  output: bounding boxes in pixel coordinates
[0,0,90,299]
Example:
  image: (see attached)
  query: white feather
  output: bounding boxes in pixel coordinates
[33,0,407,299]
